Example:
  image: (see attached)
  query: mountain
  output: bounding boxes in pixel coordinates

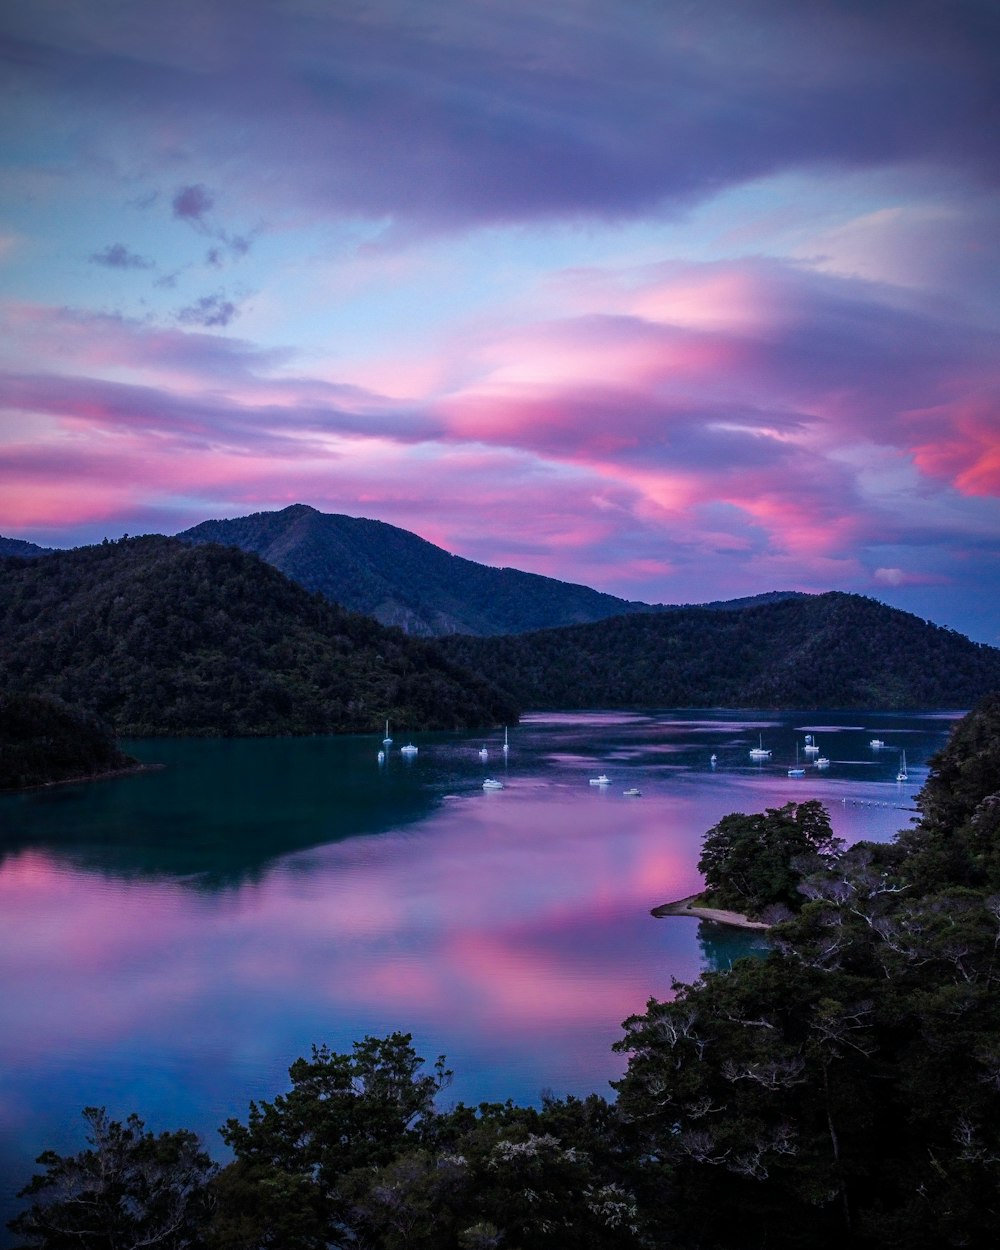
[436,592,1000,710]
[2,508,808,637]
[179,503,683,636]
[0,537,516,736]
[0,535,53,559]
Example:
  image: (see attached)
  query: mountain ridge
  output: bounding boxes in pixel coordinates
[436,591,1000,710]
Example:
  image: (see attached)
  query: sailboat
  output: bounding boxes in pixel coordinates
[382,719,393,746]
[749,735,771,760]
[502,726,509,755]
[479,746,489,761]
[788,745,805,777]
[896,751,908,782]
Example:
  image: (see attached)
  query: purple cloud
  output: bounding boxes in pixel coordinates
[89,243,154,270]
[4,1,997,232]
[176,293,240,328]
[172,184,214,225]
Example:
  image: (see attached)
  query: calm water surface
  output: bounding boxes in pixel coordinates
[0,708,960,1230]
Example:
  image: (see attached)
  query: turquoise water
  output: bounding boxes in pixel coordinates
[0,708,958,1232]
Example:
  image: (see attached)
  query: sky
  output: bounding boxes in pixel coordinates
[1,0,998,643]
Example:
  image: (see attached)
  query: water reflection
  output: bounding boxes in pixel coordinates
[0,708,960,1240]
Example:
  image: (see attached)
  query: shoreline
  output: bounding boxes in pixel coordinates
[651,893,771,930]
[1,760,162,795]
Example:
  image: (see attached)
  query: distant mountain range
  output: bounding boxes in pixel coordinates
[0,537,516,736]
[1,514,997,733]
[2,504,806,637]
[438,592,1000,710]
[177,504,806,635]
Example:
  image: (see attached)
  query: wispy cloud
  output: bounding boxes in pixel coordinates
[89,243,154,270]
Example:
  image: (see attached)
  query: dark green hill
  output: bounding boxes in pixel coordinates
[0,535,52,559]
[177,503,665,636]
[0,538,516,736]
[0,691,137,790]
[437,592,1000,709]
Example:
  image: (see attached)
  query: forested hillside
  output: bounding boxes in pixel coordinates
[0,538,516,736]
[0,536,52,559]
[178,503,664,635]
[438,591,1000,709]
[0,691,137,790]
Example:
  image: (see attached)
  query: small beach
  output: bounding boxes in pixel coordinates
[652,894,771,930]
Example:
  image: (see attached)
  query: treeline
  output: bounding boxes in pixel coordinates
[11,693,1000,1248]
[0,538,517,737]
[0,692,137,790]
[437,591,1000,709]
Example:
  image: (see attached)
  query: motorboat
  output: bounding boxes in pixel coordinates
[589,774,611,786]
[400,743,418,756]
[870,738,885,749]
[479,746,488,761]
[815,756,830,769]
[482,778,504,790]
[623,787,642,797]
[377,750,385,764]
[803,734,819,754]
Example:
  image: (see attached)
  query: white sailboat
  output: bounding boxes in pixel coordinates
[896,751,908,782]
[788,745,805,777]
[383,719,393,746]
[502,726,509,755]
[479,746,488,761]
[749,735,771,760]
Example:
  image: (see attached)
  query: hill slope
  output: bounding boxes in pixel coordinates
[178,503,669,635]
[437,592,1000,709]
[0,691,137,790]
[0,536,53,559]
[0,539,516,736]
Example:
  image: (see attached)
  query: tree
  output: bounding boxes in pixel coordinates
[697,801,842,916]
[9,1107,216,1250]
[210,1033,450,1249]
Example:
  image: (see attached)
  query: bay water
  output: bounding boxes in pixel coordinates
[0,708,960,1231]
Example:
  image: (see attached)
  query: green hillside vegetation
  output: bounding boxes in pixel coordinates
[0,538,516,737]
[0,536,52,559]
[438,591,1000,709]
[0,691,137,790]
[12,693,1000,1249]
[179,503,666,636]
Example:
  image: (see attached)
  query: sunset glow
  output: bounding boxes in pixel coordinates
[1,0,997,639]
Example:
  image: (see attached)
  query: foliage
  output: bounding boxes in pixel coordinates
[697,800,843,916]
[0,538,517,736]
[9,1107,216,1250]
[0,691,136,790]
[438,592,1000,709]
